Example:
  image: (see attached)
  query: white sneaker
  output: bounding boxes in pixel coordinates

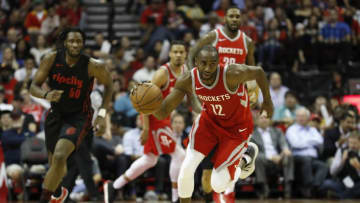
[239,142,258,179]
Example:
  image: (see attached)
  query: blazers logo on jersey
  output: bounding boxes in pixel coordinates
[218,47,244,55]
[52,73,83,88]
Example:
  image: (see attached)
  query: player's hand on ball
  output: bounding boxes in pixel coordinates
[94,116,106,136]
[45,90,64,102]
[140,129,149,145]
[130,82,163,115]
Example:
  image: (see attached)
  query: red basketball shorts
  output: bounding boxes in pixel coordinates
[188,113,252,179]
[144,119,177,155]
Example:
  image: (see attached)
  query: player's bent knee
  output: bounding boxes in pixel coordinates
[52,152,67,164]
[211,169,231,193]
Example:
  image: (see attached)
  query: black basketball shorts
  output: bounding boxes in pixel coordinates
[44,110,92,153]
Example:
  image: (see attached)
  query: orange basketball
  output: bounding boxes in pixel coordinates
[130,82,163,114]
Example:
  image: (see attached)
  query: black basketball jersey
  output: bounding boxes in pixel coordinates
[48,50,94,115]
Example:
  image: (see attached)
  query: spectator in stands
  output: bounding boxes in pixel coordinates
[30,34,51,65]
[132,55,156,83]
[163,0,188,39]
[0,65,17,103]
[212,0,231,23]
[293,0,313,24]
[178,0,205,31]
[330,71,349,98]
[14,39,31,67]
[286,107,328,198]
[274,7,293,42]
[199,12,222,38]
[252,115,294,199]
[24,0,47,34]
[93,32,111,59]
[323,109,357,162]
[273,90,301,126]
[239,11,259,43]
[0,85,13,113]
[319,9,352,66]
[263,72,289,109]
[171,113,187,148]
[14,56,37,83]
[40,5,60,36]
[3,9,27,43]
[120,36,135,64]
[20,89,44,125]
[321,132,360,199]
[113,80,138,128]
[4,28,19,50]
[258,18,282,66]
[56,0,83,26]
[311,96,333,130]
[1,46,19,70]
[140,0,165,30]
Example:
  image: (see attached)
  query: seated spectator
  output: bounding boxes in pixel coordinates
[93,33,111,59]
[163,0,189,39]
[323,109,357,162]
[273,90,302,126]
[113,80,138,128]
[14,39,31,67]
[140,0,165,30]
[199,12,222,38]
[259,72,289,109]
[171,113,187,148]
[286,107,328,198]
[30,34,51,66]
[258,18,283,66]
[132,56,156,83]
[40,5,60,36]
[321,132,360,199]
[1,46,19,70]
[212,0,231,23]
[24,0,47,34]
[0,85,13,113]
[252,115,294,199]
[14,56,37,83]
[20,89,44,125]
[319,9,351,66]
[0,65,17,103]
[56,0,83,26]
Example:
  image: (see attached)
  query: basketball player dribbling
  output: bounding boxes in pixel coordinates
[149,45,273,203]
[104,41,187,203]
[187,6,259,202]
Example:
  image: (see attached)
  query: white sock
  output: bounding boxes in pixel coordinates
[113,175,127,189]
[172,188,178,202]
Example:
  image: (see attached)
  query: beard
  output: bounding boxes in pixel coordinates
[65,48,82,58]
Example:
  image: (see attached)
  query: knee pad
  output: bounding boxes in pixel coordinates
[211,168,231,193]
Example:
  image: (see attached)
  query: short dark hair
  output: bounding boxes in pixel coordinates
[170,40,186,48]
[197,45,218,58]
[56,27,86,50]
[285,90,297,100]
[226,6,241,15]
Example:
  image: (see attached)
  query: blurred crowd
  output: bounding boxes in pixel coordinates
[1,0,360,201]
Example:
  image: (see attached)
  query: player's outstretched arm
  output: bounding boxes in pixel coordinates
[89,58,114,110]
[187,31,216,70]
[153,71,192,120]
[227,64,274,117]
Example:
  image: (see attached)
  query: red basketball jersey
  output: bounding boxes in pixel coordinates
[213,28,249,66]
[191,65,253,138]
[149,63,184,122]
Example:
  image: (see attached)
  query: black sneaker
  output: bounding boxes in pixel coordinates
[239,142,258,179]
[104,181,117,203]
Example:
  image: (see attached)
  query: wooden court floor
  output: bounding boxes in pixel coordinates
[24,200,355,203]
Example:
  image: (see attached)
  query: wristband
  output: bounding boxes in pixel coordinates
[44,91,50,99]
[98,108,107,118]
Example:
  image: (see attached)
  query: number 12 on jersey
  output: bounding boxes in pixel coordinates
[210,104,225,116]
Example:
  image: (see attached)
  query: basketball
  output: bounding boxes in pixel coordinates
[130,82,163,114]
